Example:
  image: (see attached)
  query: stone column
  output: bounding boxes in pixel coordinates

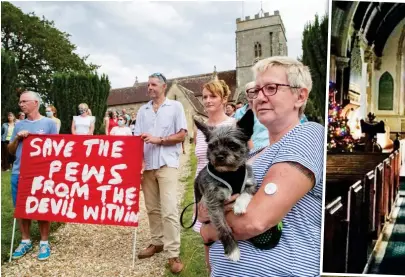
[335,57,350,104]
[364,48,374,113]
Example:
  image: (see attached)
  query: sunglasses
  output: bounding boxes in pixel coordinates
[149,72,167,83]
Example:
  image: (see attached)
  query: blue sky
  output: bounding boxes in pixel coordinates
[12,1,328,88]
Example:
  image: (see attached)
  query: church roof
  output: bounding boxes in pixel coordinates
[177,84,207,117]
[107,70,236,106]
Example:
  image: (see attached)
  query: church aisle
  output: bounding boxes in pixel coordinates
[367,179,405,275]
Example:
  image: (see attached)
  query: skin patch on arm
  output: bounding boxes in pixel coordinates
[264,183,278,195]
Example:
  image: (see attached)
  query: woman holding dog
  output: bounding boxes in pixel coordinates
[199,56,324,276]
[193,79,235,273]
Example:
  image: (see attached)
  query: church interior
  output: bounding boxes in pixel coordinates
[324,1,405,276]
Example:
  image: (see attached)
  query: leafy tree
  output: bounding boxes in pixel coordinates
[49,72,111,134]
[1,49,20,122]
[1,1,98,103]
[301,13,328,124]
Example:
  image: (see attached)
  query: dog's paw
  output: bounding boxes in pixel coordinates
[226,247,241,262]
[233,193,252,215]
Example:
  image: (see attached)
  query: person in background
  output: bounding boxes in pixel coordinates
[236,101,243,110]
[129,112,137,135]
[235,82,269,150]
[16,112,25,122]
[8,90,57,261]
[225,103,236,117]
[193,79,235,273]
[110,115,132,136]
[45,105,61,134]
[71,103,94,135]
[1,112,17,171]
[105,110,118,135]
[103,110,110,133]
[122,108,131,126]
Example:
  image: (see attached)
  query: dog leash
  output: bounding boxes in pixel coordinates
[180,201,198,229]
[180,165,247,229]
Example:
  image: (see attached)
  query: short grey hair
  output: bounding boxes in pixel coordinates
[252,56,312,116]
[21,90,42,106]
[244,81,255,91]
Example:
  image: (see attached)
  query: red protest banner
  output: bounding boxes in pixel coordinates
[14,134,143,227]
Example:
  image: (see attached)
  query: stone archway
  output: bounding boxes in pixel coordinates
[337,2,360,57]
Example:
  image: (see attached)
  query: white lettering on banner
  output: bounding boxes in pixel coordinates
[31,176,45,195]
[82,164,105,184]
[111,141,124,158]
[108,164,127,185]
[97,185,112,203]
[83,205,99,220]
[70,182,89,200]
[26,196,38,213]
[83,204,138,223]
[30,138,42,157]
[51,198,63,215]
[65,162,80,182]
[49,160,62,179]
[29,138,75,158]
[99,140,109,157]
[83,139,100,157]
[63,141,75,157]
[113,187,124,204]
[38,198,50,213]
[125,188,137,205]
[54,183,69,198]
[25,196,77,219]
[43,180,55,194]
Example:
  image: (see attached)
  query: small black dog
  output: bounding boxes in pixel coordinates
[193,109,257,261]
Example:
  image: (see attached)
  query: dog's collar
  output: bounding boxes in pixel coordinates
[206,164,248,195]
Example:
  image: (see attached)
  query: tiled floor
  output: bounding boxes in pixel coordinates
[367,180,405,275]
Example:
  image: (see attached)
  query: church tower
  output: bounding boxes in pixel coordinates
[234,10,288,101]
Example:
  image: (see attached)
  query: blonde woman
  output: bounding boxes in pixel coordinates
[45,105,61,134]
[71,103,94,135]
[199,56,325,276]
[193,79,235,273]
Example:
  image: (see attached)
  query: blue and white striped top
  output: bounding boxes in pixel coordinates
[209,122,325,277]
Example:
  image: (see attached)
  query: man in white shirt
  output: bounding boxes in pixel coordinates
[134,72,187,274]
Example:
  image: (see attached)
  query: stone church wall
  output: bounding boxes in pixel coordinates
[372,18,405,132]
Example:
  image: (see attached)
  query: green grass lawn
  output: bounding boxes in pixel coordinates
[1,171,62,263]
[165,146,208,277]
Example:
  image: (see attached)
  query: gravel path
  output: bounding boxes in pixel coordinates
[1,143,191,277]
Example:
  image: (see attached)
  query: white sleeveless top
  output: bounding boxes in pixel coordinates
[73,116,94,135]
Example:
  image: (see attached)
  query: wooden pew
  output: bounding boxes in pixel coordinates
[326,153,390,273]
[363,171,376,238]
[346,180,368,273]
[374,163,384,238]
[323,197,347,273]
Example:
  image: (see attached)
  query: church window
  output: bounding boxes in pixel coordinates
[254,42,262,58]
[270,32,273,56]
[378,71,394,110]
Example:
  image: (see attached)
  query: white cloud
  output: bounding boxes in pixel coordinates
[99,2,193,31]
[10,1,328,89]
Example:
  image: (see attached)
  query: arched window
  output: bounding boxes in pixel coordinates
[378,71,394,110]
[254,42,262,58]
